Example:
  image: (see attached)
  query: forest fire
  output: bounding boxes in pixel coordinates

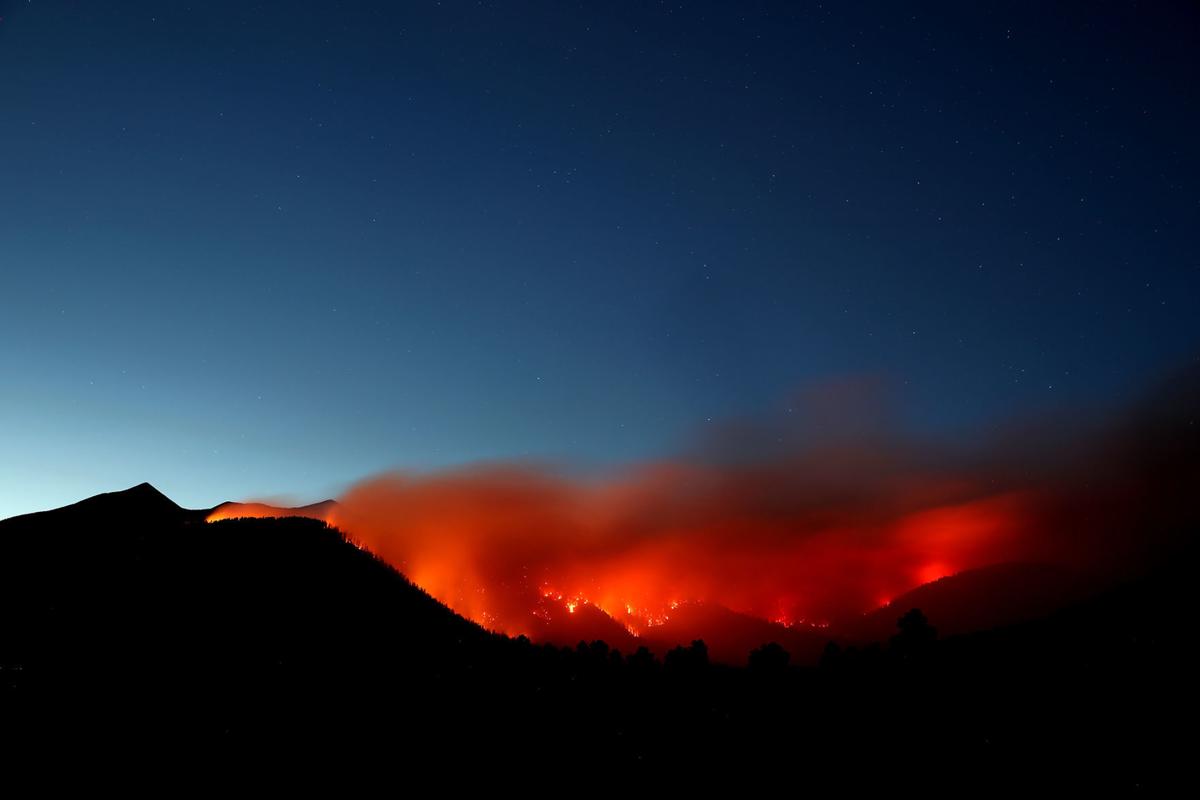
[324,464,1043,644]
[208,369,1198,659]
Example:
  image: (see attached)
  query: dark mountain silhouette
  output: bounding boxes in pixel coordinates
[846,562,1099,644]
[0,483,498,756]
[0,483,1192,787]
[2,481,195,523]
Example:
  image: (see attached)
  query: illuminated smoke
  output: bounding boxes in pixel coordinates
[329,462,1037,638]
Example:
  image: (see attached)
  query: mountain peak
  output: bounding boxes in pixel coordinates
[126,481,168,497]
[103,482,179,505]
[61,482,183,518]
[0,482,187,527]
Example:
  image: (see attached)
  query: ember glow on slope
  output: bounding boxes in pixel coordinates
[205,503,313,523]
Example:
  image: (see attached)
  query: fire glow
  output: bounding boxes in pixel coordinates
[206,501,337,525]
[326,463,1036,639]
[206,369,1198,653]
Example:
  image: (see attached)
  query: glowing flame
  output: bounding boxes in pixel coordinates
[916,562,953,585]
[320,463,1041,644]
[205,502,334,524]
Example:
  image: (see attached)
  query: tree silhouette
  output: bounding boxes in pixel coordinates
[627,645,658,674]
[589,639,611,661]
[819,641,842,669]
[748,641,790,672]
[665,639,710,673]
[890,608,937,658]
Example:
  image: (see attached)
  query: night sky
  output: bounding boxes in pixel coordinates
[1,1,1196,518]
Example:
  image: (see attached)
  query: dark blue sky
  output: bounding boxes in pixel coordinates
[1,1,1196,516]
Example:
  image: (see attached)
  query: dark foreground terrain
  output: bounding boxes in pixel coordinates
[0,484,1193,787]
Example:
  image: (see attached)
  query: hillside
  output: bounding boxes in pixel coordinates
[846,562,1100,644]
[0,484,500,749]
[0,484,1192,786]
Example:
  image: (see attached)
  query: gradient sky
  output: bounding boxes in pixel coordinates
[1,1,1196,518]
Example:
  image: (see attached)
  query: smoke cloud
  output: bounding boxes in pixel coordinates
[316,365,1198,642]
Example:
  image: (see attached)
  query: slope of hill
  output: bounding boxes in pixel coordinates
[0,484,500,748]
[1,481,196,523]
[846,562,1099,644]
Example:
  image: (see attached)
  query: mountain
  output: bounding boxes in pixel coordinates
[0,484,1190,786]
[2,481,195,524]
[0,483,500,752]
